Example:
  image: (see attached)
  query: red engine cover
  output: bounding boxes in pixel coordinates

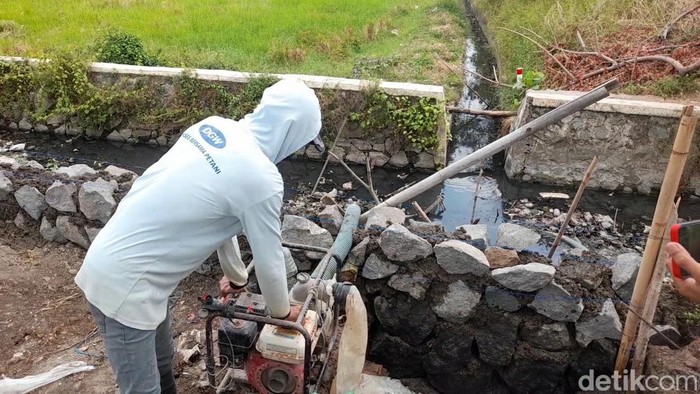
[246,350,304,394]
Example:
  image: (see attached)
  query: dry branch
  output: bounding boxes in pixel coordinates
[497,27,576,80]
[366,157,378,203]
[329,152,380,203]
[463,68,513,88]
[548,156,598,258]
[555,48,618,67]
[567,55,700,87]
[412,201,431,223]
[660,5,700,40]
[312,116,349,195]
[446,106,517,117]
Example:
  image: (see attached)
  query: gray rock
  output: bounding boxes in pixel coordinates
[56,216,90,249]
[456,224,490,244]
[484,286,521,312]
[499,342,570,393]
[520,321,574,351]
[106,130,125,142]
[0,156,19,170]
[350,138,372,151]
[368,151,389,167]
[422,326,474,374]
[40,217,66,243]
[0,174,12,200]
[575,299,622,347]
[530,281,584,322]
[388,272,431,300]
[491,263,555,292]
[304,144,324,159]
[55,164,97,178]
[318,204,343,235]
[431,280,481,324]
[388,151,409,168]
[104,165,137,180]
[9,143,24,152]
[474,312,521,366]
[344,146,366,164]
[14,212,27,229]
[369,333,423,378]
[427,358,494,394]
[347,236,369,267]
[407,219,444,234]
[414,152,434,169]
[379,224,433,263]
[434,240,489,276]
[374,295,436,346]
[281,215,333,259]
[45,180,78,213]
[496,223,541,250]
[14,185,48,220]
[649,325,681,347]
[484,247,520,269]
[85,226,102,243]
[18,119,32,130]
[79,178,117,224]
[612,252,641,301]
[35,124,49,133]
[362,254,399,280]
[364,206,406,229]
[22,160,44,170]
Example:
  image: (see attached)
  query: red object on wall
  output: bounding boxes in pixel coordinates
[246,350,304,394]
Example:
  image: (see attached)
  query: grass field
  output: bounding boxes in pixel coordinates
[0,0,469,100]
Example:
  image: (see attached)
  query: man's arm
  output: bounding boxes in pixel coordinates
[239,194,290,318]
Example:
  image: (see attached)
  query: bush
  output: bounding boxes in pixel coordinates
[94,30,160,66]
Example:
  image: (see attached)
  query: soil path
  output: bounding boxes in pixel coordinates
[0,228,223,393]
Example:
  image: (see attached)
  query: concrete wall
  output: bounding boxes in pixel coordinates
[0,57,449,170]
[505,91,700,194]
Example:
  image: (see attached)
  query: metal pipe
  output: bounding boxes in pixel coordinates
[359,79,619,222]
[282,242,330,254]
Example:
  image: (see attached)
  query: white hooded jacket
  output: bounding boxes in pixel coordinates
[75,79,322,330]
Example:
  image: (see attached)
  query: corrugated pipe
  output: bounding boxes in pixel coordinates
[312,203,361,280]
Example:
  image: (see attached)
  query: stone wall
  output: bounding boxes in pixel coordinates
[0,57,448,171]
[505,91,700,194]
[0,155,690,393]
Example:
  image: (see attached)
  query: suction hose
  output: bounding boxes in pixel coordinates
[312,203,361,280]
[330,285,367,394]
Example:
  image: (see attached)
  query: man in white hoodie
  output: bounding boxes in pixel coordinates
[75,78,323,394]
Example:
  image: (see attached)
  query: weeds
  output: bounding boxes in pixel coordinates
[0,20,24,38]
[94,29,161,66]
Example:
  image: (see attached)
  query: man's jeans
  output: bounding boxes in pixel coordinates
[88,303,177,394]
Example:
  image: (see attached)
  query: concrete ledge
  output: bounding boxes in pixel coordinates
[528,90,699,118]
[0,56,445,100]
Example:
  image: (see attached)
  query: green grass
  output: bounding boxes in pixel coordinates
[0,0,468,100]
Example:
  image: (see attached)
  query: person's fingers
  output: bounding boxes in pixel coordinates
[665,242,700,280]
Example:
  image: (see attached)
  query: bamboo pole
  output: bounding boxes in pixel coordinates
[631,198,680,372]
[470,169,484,224]
[446,106,517,117]
[615,105,697,372]
[412,201,431,223]
[329,152,380,204]
[548,156,598,258]
[359,79,619,223]
[311,117,348,195]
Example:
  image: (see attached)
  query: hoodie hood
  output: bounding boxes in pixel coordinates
[240,78,322,164]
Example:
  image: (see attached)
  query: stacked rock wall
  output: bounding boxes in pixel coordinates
[1,156,688,393]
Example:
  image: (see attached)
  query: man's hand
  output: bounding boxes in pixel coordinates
[219,275,247,299]
[665,242,700,304]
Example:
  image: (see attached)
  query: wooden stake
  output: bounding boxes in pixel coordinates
[548,156,598,258]
[425,195,444,214]
[631,198,680,371]
[329,152,380,204]
[366,156,378,203]
[412,201,431,223]
[311,117,348,195]
[470,169,484,225]
[615,105,697,372]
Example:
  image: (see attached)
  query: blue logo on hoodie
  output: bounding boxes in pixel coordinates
[199,124,226,148]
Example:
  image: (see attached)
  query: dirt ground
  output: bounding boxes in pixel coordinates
[0,225,226,393]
